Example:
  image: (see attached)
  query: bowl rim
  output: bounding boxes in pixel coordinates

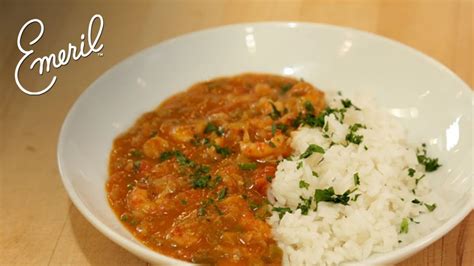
[57,21,473,265]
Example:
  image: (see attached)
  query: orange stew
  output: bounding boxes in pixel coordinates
[106,73,325,265]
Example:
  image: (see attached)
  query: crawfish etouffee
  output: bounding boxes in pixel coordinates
[106,73,325,265]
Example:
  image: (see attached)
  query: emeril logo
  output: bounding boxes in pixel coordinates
[15,14,104,96]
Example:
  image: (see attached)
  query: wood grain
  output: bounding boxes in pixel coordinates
[0,0,472,265]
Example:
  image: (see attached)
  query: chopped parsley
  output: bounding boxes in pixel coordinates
[211,175,223,187]
[248,201,260,211]
[217,187,228,201]
[323,122,329,132]
[198,199,214,216]
[299,180,310,189]
[415,174,425,185]
[213,144,231,157]
[346,133,363,144]
[266,176,274,182]
[198,198,218,216]
[159,151,174,161]
[408,168,416,177]
[299,144,325,159]
[353,172,360,186]
[238,162,257,171]
[204,122,224,136]
[271,124,277,135]
[296,161,303,170]
[214,205,224,215]
[120,214,137,225]
[269,102,282,120]
[191,136,231,157]
[399,218,409,234]
[341,99,361,110]
[296,196,313,215]
[411,198,422,204]
[272,207,293,219]
[280,83,293,94]
[192,174,211,189]
[417,144,441,172]
[268,141,277,148]
[180,199,188,205]
[293,107,346,129]
[304,101,315,113]
[312,171,319,177]
[352,194,361,201]
[176,152,195,167]
[133,160,141,172]
[314,187,356,207]
[424,203,437,212]
[345,123,366,145]
[160,150,195,167]
[190,165,212,188]
[271,123,289,135]
[129,149,143,158]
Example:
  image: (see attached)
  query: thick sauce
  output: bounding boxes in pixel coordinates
[106,73,325,265]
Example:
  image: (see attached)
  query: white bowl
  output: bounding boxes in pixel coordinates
[58,22,473,265]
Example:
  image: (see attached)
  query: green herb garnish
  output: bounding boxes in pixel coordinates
[411,199,422,204]
[273,123,289,135]
[192,174,211,189]
[424,203,437,212]
[297,161,303,170]
[400,218,409,234]
[269,102,282,120]
[314,187,355,207]
[217,187,228,201]
[239,162,257,171]
[272,207,293,219]
[300,144,325,159]
[130,149,143,158]
[415,174,425,185]
[341,99,361,110]
[280,83,293,94]
[248,201,260,211]
[417,144,441,172]
[197,198,215,216]
[346,123,366,145]
[190,165,212,188]
[133,160,141,172]
[297,196,313,215]
[299,180,310,189]
[213,144,231,157]
[204,122,224,136]
[160,150,195,167]
[304,101,315,113]
[292,107,346,129]
[408,168,416,177]
[353,172,360,186]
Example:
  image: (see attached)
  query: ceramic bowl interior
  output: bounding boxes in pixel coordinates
[58,22,473,265]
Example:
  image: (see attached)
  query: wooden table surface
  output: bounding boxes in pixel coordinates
[1,0,472,265]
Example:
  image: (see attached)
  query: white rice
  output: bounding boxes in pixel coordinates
[268,93,445,266]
